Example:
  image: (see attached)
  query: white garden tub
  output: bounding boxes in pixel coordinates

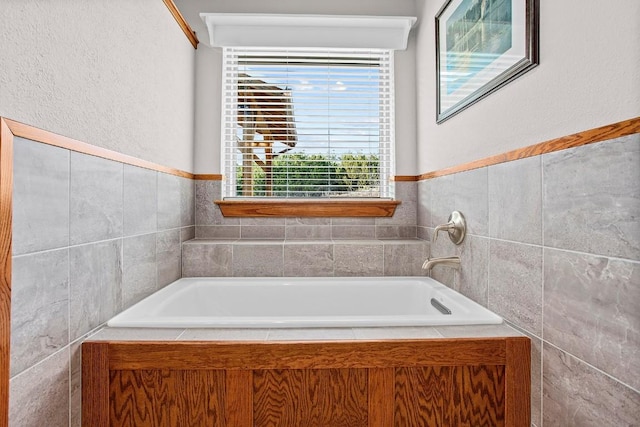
[108,277,502,328]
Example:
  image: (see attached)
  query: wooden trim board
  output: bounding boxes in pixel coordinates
[83,338,531,426]
[3,119,194,179]
[418,116,640,180]
[0,118,13,427]
[162,0,199,49]
[215,199,400,217]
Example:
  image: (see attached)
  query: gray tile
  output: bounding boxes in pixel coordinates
[285,225,332,240]
[70,340,83,427]
[196,180,239,226]
[267,328,356,341]
[179,329,269,341]
[417,226,429,241]
[375,225,417,239]
[543,135,640,260]
[543,248,640,390]
[383,240,429,276]
[123,165,157,236]
[157,229,181,288]
[417,179,431,227]
[530,334,543,427]
[240,217,286,226]
[543,344,640,426]
[435,324,522,338]
[284,242,334,276]
[69,240,122,341]
[88,327,185,341]
[331,217,375,226]
[488,240,542,335]
[12,137,69,255]
[9,347,69,427]
[353,327,441,339]
[285,218,331,226]
[182,241,232,277]
[11,249,69,376]
[488,156,542,245]
[122,233,157,307]
[240,225,286,239]
[180,176,195,227]
[233,242,283,277]
[430,174,455,228]
[455,235,489,306]
[376,181,417,226]
[331,225,376,239]
[157,173,181,230]
[196,225,241,239]
[334,242,384,276]
[181,226,195,242]
[70,152,123,245]
[454,167,488,236]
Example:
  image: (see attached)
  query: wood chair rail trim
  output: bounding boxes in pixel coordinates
[2,118,194,179]
[162,0,199,49]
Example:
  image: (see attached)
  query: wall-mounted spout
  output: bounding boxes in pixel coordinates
[421,256,461,276]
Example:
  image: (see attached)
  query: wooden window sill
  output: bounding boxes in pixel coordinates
[215,199,400,217]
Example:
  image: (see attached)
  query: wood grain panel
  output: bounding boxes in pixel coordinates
[0,118,12,427]
[109,370,225,427]
[450,365,505,427]
[82,343,110,427]
[215,199,400,217]
[173,370,226,426]
[419,116,640,180]
[253,369,368,427]
[105,340,507,370]
[505,337,531,427]
[368,368,394,427]
[394,367,451,427]
[161,0,199,48]
[226,370,253,427]
[109,370,173,426]
[3,119,194,179]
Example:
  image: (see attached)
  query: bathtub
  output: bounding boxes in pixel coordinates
[108,277,502,328]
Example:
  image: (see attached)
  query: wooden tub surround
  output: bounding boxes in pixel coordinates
[82,337,530,426]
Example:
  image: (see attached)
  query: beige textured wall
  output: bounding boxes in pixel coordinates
[0,0,196,172]
[414,0,640,173]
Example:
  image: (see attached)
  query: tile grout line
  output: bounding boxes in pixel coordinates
[67,150,72,426]
[540,153,545,427]
[541,340,640,395]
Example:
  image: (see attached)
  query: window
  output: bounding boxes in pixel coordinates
[221,47,395,199]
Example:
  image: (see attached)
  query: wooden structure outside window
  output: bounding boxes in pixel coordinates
[237,74,297,196]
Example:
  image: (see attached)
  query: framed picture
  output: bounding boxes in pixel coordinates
[435,0,539,123]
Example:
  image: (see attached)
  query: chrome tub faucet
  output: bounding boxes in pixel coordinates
[421,256,461,276]
[423,211,466,276]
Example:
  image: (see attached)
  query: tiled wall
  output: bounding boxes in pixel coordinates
[418,134,640,426]
[9,137,195,426]
[195,180,419,240]
[188,180,427,277]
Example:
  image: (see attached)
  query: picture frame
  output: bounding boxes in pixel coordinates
[435,0,539,123]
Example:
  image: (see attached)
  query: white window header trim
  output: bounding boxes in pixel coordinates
[200,13,416,50]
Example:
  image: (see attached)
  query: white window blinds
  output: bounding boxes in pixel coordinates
[221,47,395,199]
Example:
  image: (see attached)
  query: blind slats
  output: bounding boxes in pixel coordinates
[222,47,395,198]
